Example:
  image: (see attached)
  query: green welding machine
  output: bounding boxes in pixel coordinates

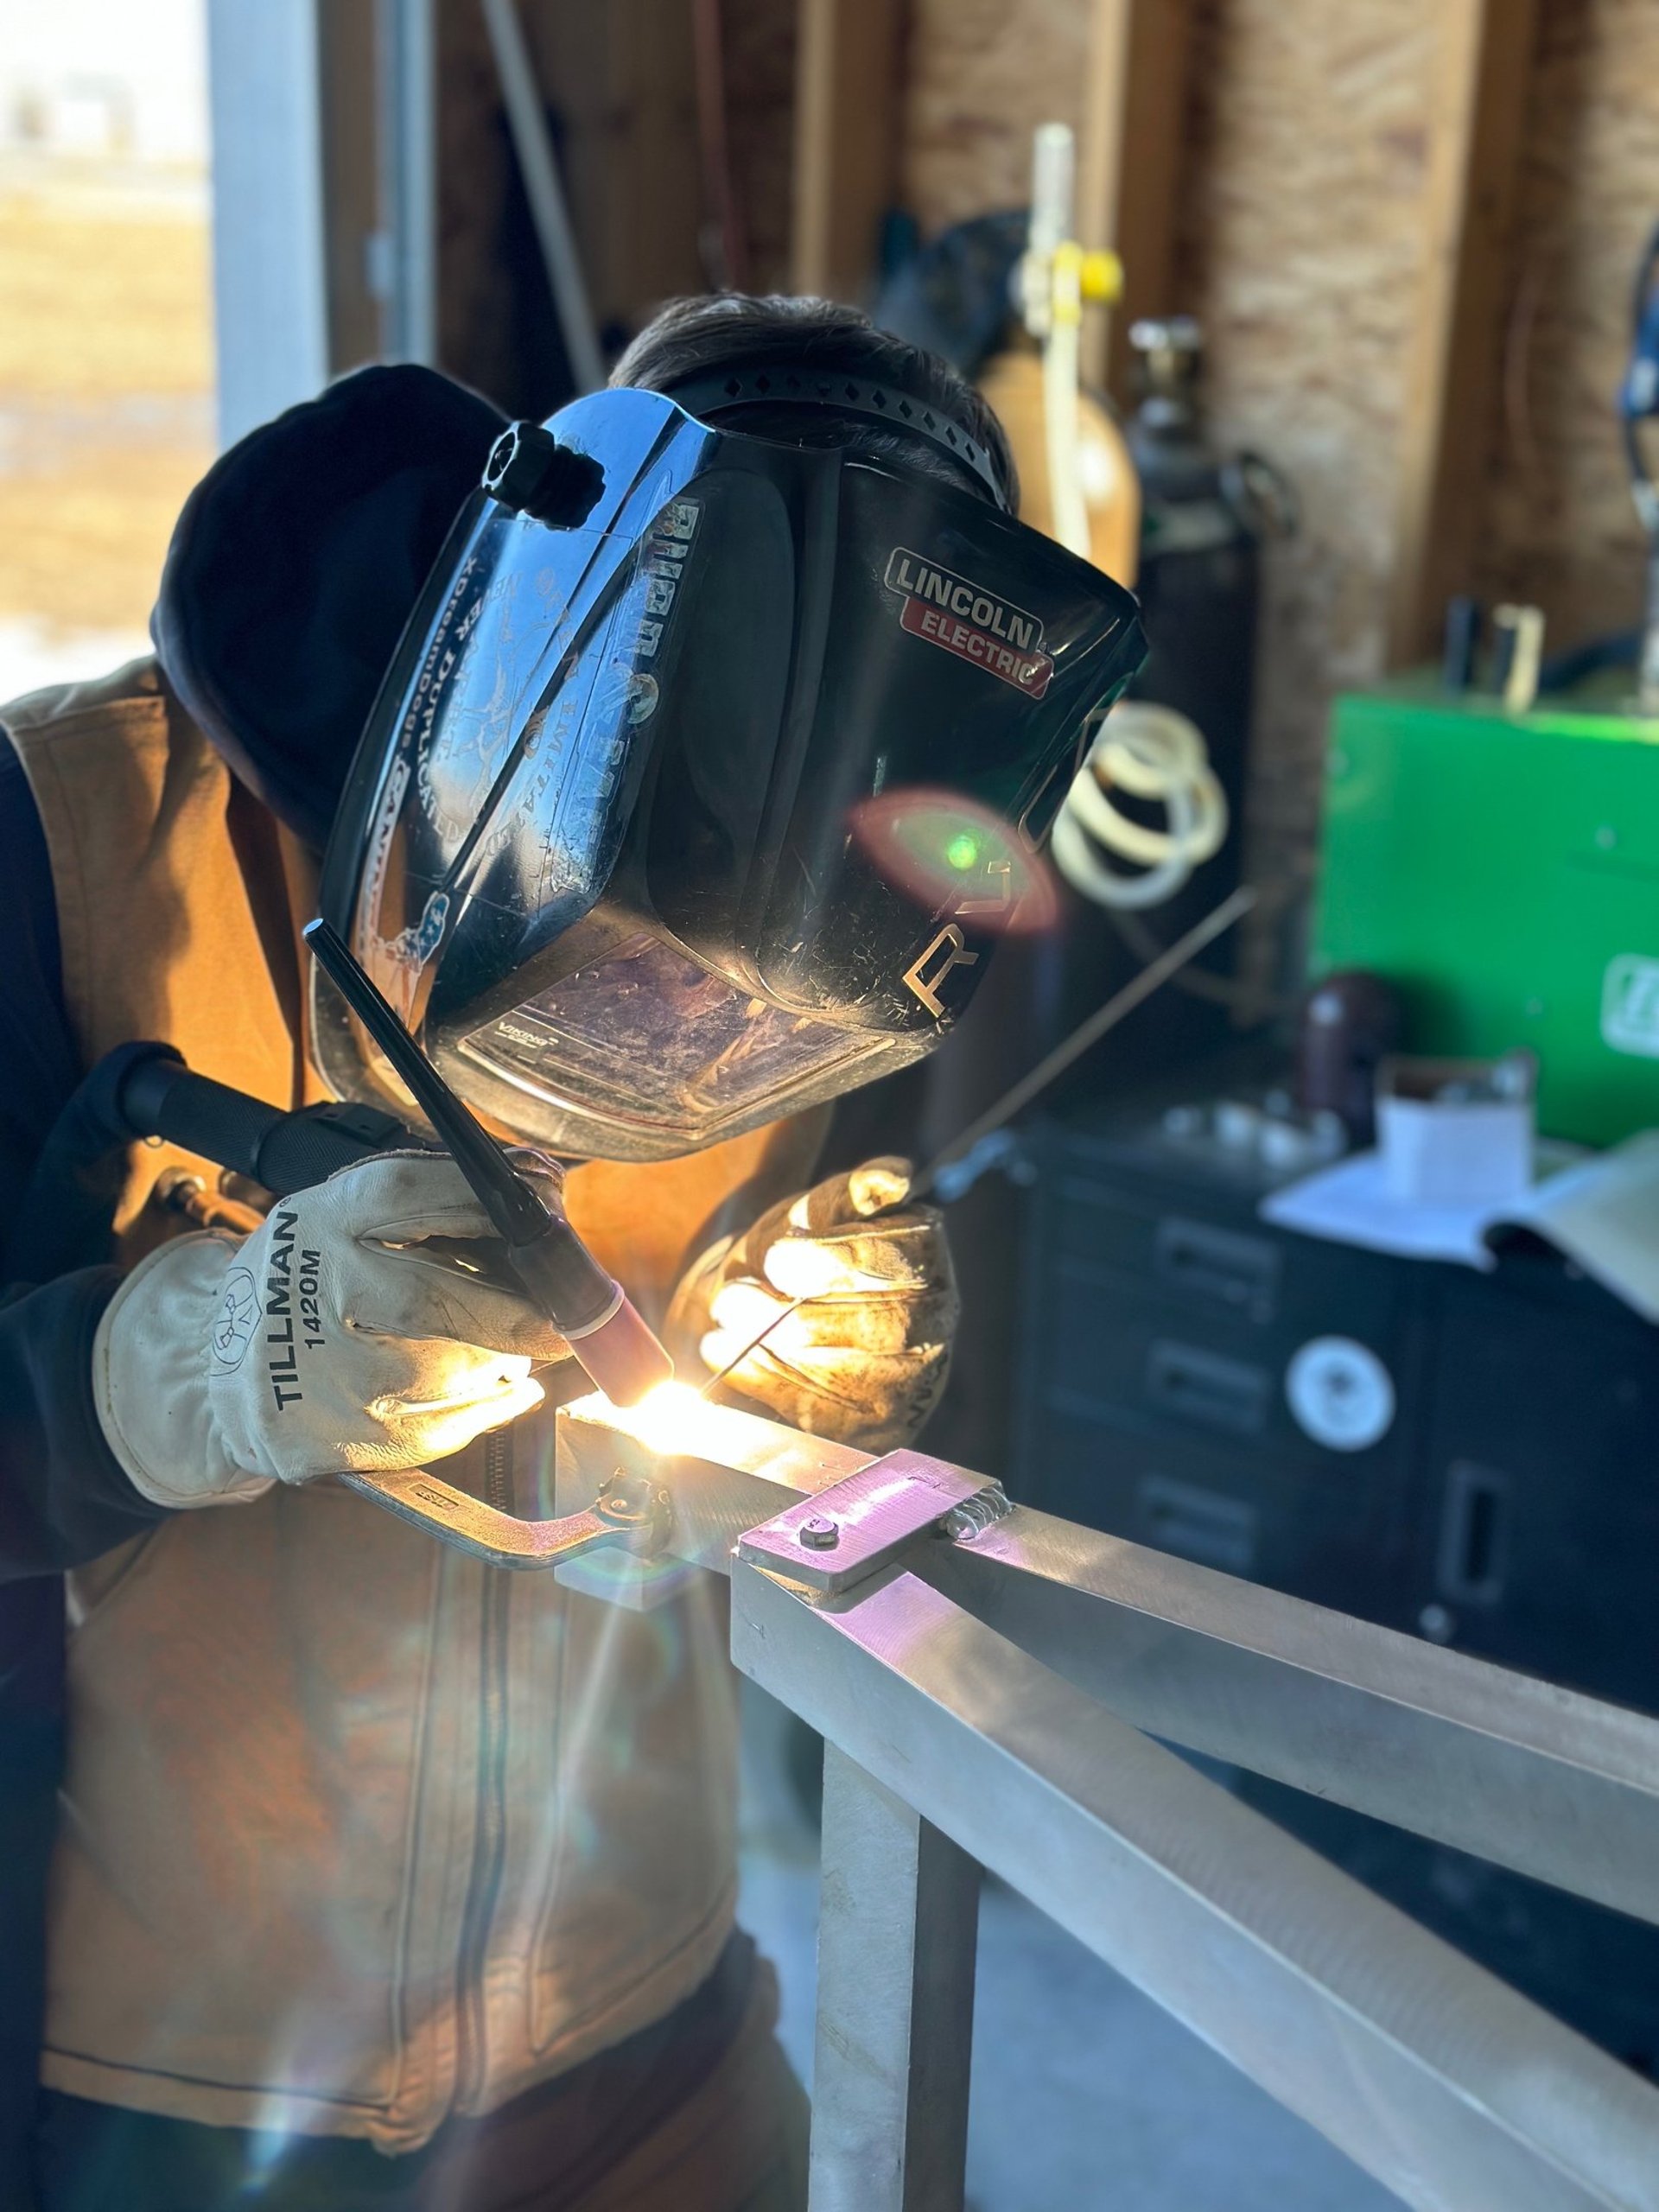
[1313,679,1659,1146]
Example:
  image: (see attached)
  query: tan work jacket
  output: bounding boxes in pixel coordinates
[5,660,820,2153]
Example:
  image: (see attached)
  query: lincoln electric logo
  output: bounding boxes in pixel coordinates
[884,549,1055,699]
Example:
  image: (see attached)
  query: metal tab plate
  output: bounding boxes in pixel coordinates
[737,1450,1001,1594]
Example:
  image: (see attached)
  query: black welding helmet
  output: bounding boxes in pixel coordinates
[315,380,1146,1160]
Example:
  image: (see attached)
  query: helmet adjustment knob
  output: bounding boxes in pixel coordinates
[482,422,604,527]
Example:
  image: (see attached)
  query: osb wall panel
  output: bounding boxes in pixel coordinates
[441,0,1656,952]
[899,0,1090,231]
[1171,0,1437,932]
[900,0,1436,957]
[1476,0,1659,652]
[898,0,1659,959]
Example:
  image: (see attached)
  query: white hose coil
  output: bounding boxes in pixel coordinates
[1052,702,1227,910]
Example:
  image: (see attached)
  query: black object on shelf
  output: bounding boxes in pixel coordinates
[1441,594,1482,690]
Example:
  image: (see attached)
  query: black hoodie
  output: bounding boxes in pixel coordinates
[0,364,505,2202]
[0,361,506,1576]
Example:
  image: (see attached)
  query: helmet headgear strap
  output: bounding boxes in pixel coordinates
[662,362,1009,509]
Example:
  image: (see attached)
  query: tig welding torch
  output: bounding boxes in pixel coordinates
[48,940,674,1409]
[302,919,672,1407]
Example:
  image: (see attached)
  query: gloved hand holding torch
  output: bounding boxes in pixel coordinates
[92,1152,565,1508]
[666,1158,958,1454]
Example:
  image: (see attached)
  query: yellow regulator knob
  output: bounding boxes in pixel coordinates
[1079,248,1124,305]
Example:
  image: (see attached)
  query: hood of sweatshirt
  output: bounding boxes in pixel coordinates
[151,362,506,850]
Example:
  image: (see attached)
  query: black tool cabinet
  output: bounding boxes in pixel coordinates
[1013,1109,1431,1629]
[1011,1098,1659,2068]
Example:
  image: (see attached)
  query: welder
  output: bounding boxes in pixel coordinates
[0,293,1142,2211]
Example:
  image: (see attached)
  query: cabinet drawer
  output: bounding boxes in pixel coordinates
[1030,1257,1413,1481]
[1042,1176,1283,1323]
[1014,1402,1413,1623]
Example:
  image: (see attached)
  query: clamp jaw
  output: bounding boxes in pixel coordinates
[338,1392,1008,1612]
[336,1459,672,1574]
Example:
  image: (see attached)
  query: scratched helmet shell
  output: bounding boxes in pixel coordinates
[314,382,1145,1160]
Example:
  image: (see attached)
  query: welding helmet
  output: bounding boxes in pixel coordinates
[315,377,1146,1160]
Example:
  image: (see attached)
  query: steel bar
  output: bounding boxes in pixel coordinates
[376,0,438,365]
[810,1745,980,2212]
[912,880,1255,1199]
[737,1452,1003,1596]
[555,1401,1659,1924]
[916,1505,1659,1929]
[734,1560,1659,2212]
[556,1393,871,1580]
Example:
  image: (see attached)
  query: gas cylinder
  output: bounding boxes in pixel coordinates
[976,340,1141,588]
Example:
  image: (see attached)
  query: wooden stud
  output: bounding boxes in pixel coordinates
[1387,0,1538,668]
[791,0,905,303]
[1076,0,1192,400]
[517,0,703,343]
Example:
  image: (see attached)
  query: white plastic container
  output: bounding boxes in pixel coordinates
[1376,1056,1535,1208]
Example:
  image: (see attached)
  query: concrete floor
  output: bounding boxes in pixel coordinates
[736,1680,1399,2212]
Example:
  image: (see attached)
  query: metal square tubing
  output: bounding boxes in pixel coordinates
[810,1745,980,2212]
[917,1506,1659,1929]
[556,1401,1659,1926]
[732,1559,1659,2212]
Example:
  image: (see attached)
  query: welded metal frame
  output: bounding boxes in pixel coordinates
[732,1552,1659,2212]
[372,1395,1659,2208]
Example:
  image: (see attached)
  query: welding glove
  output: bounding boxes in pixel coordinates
[92,1152,566,1508]
[665,1157,957,1454]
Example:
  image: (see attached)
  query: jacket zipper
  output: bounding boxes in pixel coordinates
[454,1426,514,2107]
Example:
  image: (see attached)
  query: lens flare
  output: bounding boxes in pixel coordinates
[848,787,1058,936]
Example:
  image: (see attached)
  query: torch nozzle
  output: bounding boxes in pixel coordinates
[567,1291,676,1408]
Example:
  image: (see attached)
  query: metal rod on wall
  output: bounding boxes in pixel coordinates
[206,0,331,445]
[375,0,438,365]
[480,0,607,393]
